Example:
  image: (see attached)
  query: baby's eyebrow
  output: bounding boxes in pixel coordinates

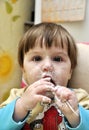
[26,51,42,56]
[53,52,68,57]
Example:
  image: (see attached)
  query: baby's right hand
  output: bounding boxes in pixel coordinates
[14,78,55,122]
[19,77,55,112]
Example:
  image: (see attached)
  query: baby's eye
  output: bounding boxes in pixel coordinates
[53,56,62,62]
[32,56,42,61]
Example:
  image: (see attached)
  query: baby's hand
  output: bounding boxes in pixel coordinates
[19,77,55,111]
[14,78,55,122]
[54,86,80,128]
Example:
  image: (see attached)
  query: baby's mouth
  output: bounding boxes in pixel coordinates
[45,78,56,101]
[42,75,56,99]
[50,78,56,86]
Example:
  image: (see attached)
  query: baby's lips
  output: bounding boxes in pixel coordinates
[50,78,56,86]
[42,76,51,81]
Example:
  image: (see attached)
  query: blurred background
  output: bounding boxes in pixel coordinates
[0,0,89,103]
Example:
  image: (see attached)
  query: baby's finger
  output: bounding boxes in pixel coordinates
[35,84,55,94]
[37,95,52,105]
[54,86,72,102]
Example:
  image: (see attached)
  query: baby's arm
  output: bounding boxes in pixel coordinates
[67,105,89,130]
[0,99,25,130]
[54,86,80,128]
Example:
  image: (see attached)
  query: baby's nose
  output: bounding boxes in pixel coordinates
[42,58,53,72]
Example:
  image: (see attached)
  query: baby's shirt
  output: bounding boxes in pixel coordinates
[0,87,89,130]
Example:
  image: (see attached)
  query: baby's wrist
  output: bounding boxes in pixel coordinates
[67,109,80,128]
[18,97,32,113]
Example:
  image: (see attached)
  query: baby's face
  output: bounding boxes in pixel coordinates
[22,44,72,88]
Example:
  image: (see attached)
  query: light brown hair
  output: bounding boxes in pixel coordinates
[18,22,77,69]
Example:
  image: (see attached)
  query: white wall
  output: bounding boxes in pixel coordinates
[60,0,89,42]
[35,0,89,42]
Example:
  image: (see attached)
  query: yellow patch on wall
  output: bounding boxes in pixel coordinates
[11,0,18,4]
[0,0,33,103]
[0,53,12,77]
[0,51,14,83]
[0,49,21,103]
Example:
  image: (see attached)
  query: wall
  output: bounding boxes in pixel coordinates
[0,0,33,103]
[0,0,88,103]
[35,0,89,42]
[60,0,89,42]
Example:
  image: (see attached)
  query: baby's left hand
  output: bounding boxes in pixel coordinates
[54,86,80,128]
